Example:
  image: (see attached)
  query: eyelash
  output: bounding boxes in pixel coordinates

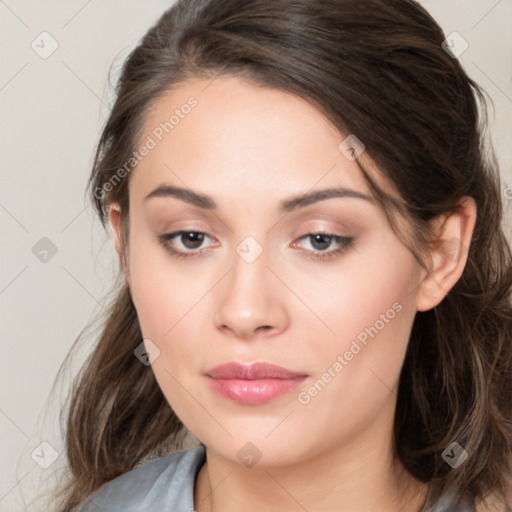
[156,230,354,261]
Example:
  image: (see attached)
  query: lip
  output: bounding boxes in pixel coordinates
[205,362,308,405]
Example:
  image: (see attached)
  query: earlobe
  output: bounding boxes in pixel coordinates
[416,196,477,312]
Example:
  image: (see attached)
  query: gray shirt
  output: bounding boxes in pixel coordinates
[76,444,475,511]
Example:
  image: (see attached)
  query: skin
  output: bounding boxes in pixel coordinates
[109,75,477,512]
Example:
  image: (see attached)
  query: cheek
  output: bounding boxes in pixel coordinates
[128,252,210,422]
[127,228,208,339]
[127,235,217,398]
[293,241,419,410]
[291,236,419,354]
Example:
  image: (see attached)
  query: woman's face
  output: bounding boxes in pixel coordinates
[113,75,427,466]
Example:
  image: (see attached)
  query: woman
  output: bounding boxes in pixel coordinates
[54,0,512,510]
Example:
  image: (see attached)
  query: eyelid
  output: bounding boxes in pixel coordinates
[292,231,353,255]
[157,226,355,260]
[158,229,216,248]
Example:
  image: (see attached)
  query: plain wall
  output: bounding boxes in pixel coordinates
[1,1,511,510]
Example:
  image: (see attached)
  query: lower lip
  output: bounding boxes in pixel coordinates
[206,376,308,405]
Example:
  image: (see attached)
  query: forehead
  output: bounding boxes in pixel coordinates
[129,75,374,203]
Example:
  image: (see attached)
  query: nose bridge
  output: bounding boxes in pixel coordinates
[227,237,271,312]
[213,234,287,337]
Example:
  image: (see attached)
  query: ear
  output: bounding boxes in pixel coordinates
[108,203,130,286]
[415,196,477,312]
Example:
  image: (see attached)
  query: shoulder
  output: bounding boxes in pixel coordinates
[76,444,206,512]
[422,484,476,512]
[475,488,512,512]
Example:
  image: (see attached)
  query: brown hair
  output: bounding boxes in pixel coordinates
[53,0,512,510]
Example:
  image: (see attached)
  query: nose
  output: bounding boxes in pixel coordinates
[213,248,289,340]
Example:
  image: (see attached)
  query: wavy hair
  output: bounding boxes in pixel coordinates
[51,0,512,510]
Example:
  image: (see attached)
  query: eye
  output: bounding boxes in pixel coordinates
[156,230,354,261]
[292,232,354,260]
[156,230,216,259]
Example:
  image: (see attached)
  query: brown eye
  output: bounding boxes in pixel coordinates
[157,230,214,259]
[293,232,354,260]
[179,232,206,249]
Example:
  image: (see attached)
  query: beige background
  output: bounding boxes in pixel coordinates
[1,1,511,510]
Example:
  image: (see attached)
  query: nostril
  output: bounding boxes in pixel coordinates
[256,325,272,332]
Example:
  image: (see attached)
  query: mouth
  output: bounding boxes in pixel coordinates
[204,361,309,405]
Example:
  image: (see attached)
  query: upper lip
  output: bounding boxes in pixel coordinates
[205,362,308,380]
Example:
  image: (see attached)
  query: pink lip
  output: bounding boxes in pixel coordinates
[205,362,308,405]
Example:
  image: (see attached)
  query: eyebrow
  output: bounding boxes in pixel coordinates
[144,184,372,213]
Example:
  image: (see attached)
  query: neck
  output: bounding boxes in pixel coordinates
[193,400,429,512]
